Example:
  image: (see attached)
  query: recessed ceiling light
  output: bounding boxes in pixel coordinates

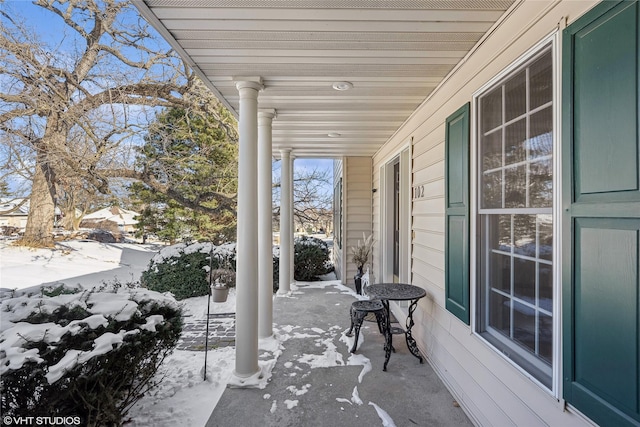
[332,81,353,91]
[327,132,341,138]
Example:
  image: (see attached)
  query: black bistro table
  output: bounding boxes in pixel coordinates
[366,283,426,371]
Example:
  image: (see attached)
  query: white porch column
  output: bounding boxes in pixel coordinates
[278,148,292,294]
[289,155,295,287]
[258,109,275,338]
[234,78,263,378]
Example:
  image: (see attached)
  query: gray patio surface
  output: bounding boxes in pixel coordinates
[202,281,473,427]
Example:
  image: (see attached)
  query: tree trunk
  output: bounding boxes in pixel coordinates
[20,157,56,247]
[59,205,83,231]
[72,214,83,231]
[59,212,81,231]
[59,213,73,231]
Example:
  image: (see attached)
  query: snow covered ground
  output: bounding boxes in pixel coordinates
[0,240,233,426]
[0,239,158,291]
[0,240,382,427]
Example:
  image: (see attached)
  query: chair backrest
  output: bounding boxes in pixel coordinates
[361,267,370,295]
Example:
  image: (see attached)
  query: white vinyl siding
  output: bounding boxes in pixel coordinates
[332,159,344,280]
[344,157,373,284]
[334,157,373,285]
[372,1,598,425]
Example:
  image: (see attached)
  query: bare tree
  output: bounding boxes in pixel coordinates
[55,175,108,231]
[272,161,333,233]
[0,0,229,247]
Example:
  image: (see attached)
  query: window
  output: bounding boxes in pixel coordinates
[476,46,554,388]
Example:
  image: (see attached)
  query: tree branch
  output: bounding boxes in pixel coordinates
[101,168,236,217]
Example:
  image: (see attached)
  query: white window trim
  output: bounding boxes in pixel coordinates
[470,30,562,397]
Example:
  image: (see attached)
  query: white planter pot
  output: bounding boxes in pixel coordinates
[212,286,229,303]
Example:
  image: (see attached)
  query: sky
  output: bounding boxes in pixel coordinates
[1,1,334,198]
[3,1,59,33]
[0,240,396,427]
[274,157,334,184]
[292,158,333,172]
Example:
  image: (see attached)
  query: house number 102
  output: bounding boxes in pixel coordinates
[413,185,425,199]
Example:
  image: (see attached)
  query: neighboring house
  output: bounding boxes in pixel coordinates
[0,198,63,230]
[0,198,29,229]
[138,2,639,426]
[80,206,139,233]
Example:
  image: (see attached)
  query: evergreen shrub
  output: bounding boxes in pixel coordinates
[141,242,236,300]
[142,238,334,299]
[293,235,334,281]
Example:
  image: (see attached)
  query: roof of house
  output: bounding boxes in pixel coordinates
[82,206,139,226]
[0,198,30,216]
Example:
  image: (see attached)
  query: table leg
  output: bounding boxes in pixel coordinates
[405,299,423,363]
[382,300,393,371]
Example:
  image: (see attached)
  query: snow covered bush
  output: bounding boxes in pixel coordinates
[294,236,334,281]
[141,242,237,300]
[0,283,182,426]
[272,237,333,284]
[142,238,332,299]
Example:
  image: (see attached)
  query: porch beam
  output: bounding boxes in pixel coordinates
[234,78,263,378]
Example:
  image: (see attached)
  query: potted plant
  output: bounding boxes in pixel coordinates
[209,268,235,303]
[350,233,373,295]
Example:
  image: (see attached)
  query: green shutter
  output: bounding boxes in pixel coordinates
[562,1,640,426]
[445,103,470,324]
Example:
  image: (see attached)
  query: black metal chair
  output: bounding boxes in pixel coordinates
[346,268,387,353]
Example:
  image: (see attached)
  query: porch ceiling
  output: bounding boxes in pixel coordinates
[135,0,516,158]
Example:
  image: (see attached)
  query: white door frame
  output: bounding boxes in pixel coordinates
[379,142,412,285]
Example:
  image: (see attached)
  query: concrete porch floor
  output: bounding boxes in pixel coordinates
[206,281,473,427]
